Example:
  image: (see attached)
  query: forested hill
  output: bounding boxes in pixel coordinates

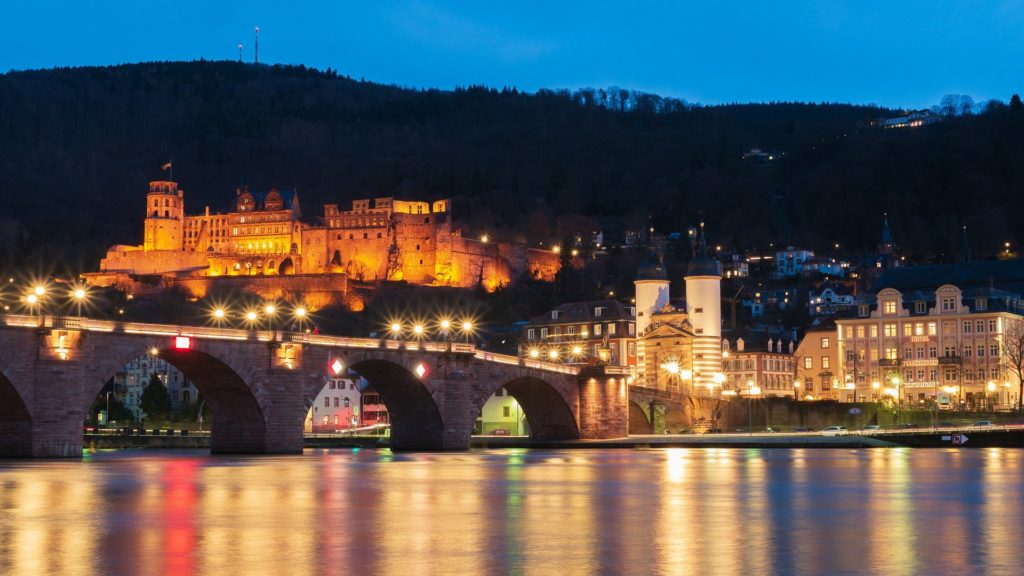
[0,60,1022,273]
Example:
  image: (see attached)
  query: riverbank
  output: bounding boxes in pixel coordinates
[82,427,1024,451]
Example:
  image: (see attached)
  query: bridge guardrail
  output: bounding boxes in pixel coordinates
[3,314,579,375]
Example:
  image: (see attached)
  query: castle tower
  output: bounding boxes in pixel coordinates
[684,222,722,393]
[143,181,184,251]
[634,257,670,384]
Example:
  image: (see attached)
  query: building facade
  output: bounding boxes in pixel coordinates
[113,355,199,420]
[520,299,637,368]
[722,334,797,397]
[836,284,1022,409]
[88,180,560,302]
[794,325,840,401]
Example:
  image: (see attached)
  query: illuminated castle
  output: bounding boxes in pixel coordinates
[88,181,559,303]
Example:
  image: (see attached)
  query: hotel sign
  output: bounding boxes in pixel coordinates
[910,336,930,343]
[903,359,937,367]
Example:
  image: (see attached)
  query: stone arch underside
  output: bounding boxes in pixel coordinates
[158,348,267,453]
[629,399,653,434]
[501,376,580,440]
[0,369,32,457]
[350,359,444,451]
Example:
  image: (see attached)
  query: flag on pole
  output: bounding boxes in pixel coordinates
[161,161,172,171]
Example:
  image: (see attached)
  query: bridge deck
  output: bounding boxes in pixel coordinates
[2,314,578,375]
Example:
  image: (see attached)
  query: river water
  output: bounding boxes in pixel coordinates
[0,448,1021,576]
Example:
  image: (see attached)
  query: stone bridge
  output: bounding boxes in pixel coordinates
[0,315,628,457]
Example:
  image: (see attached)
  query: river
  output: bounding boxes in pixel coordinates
[1,448,1021,576]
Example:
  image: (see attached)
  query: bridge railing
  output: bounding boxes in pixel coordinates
[3,314,579,374]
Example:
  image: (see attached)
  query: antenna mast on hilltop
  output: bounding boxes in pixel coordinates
[254,26,260,64]
[238,43,243,62]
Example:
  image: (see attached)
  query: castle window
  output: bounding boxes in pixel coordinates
[424,217,430,224]
[416,244,420,251]
[349,234,354,240]
[377,233,382,239]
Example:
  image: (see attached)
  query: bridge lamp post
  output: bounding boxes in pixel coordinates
[72,287,87,317]
[571,345,583,362]
[548,348,559,362]
[412,323,425,339]
[439,318,451,341]
[528,348,540,359]
[212,307,227,325]
[244,310,259,330]
[390,322,403,340]
[293,306,307,331]
[25,292,40,316]
[461,320,474,343]
[264,304,277,331]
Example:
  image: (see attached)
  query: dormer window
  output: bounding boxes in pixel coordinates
[976,298,987,311]
[883,301,897,315]
[941,298,955,312]
[858,305,869,317]
[594,307,603,317]
[551,310,559,320]
[915,302,926,314]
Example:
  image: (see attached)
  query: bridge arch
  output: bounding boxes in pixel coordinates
[327,356,444,451]
[89,342,268,453]
[479,375,580,441]
[0,368,32,457]
[629,399,653,434]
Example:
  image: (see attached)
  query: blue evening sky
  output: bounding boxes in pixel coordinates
[2,1,1022,108]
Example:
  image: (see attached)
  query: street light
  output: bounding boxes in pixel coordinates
[793,379,801,400]
[390,322,403,339]
[461,320,474,343]
[72,287,87,317]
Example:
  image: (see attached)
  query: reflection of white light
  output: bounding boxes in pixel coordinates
[415,364,427,378]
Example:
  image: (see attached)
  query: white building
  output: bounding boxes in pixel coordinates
[114,356,198,420]
[306,375,364,432]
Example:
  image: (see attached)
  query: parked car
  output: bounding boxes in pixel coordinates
[793,427,813,433]
[820,426,849,436]
[973,420,994,427]
[488,428,510,436]
[862,425,881,431]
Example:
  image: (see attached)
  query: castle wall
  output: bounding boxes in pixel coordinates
[173,274,348,309]
[99,247,207,275]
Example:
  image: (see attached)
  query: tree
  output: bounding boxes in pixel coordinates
[1011,94,1023,111]
[139,373,172,422]
[1000,319,1024,412]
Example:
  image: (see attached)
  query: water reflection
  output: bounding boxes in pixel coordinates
[0,448,1021,576]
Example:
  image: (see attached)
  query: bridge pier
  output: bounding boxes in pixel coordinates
[30,363,88,457]
[578,367,629,440]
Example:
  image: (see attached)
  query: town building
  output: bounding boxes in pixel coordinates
[520,299,637,367]
[874,109,941,129]
[113,355,198,420]
[775,246,849,278]
[794,324,840,401]
[722,331,797,397]
[836,283,1023,409]
[86,180,560,306]
[808,284,856,316]
[476,388,530,436]
[306,375,363,432]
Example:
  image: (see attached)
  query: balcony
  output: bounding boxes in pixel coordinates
[878,358,902,367]
[938,356,962,365]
